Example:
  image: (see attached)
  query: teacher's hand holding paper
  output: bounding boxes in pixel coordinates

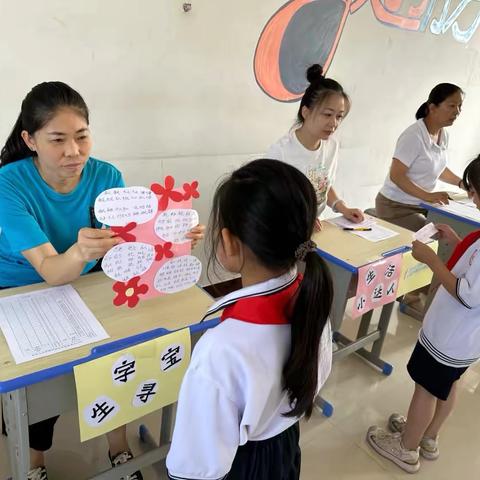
[74,227,122,262]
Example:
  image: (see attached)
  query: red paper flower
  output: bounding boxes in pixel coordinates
[183,181,200,200]
[151,176,184,211]
[112,276,149,308]
[155,242,174,261]
[111,222,137,242]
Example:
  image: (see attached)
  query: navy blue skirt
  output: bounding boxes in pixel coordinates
[226,422,301,480]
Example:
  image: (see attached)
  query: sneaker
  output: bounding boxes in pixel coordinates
[109,451,144,480]
[366,426,420,473]
[388,413,440,460]
[27,466,48,480]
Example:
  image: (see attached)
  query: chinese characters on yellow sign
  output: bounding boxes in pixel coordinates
[74,328,191,441]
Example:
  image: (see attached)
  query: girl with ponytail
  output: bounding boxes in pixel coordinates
[267,64,364,230]
[167,159,333,480]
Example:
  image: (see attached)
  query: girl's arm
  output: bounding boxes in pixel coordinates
[390,159,449,204]
[21,227,121,286]
[413,234,480,309]
[166,368,239,480]
[411,240,457,297]
[327,187,364,222]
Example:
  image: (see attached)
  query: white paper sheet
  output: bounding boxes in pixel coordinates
[0,285,109,364]
[154,209,199,244]
[153,256,202,293]
[102,242,155,282]
[351,224,399,242]
[94,186,158,226]
[413,222,439,243]
[327,215,377,229]
[435,200,480,223]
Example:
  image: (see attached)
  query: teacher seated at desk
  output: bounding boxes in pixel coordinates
[0,82,203,480]
[375,83,466,319]
[375,83,466,232]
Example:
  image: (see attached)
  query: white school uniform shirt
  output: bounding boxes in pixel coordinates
[266,130,339,215]
[166,268,333,480]
[419,232,480,367]
[380,119,449,206]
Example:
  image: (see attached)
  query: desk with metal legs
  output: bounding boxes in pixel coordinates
[420,201,480,261]
[0,273,215,480]
[312,219,416,416]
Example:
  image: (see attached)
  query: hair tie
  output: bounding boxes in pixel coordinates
[294,240,317,261]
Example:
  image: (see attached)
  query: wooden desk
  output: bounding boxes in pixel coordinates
[312,218,415,416]
[0,272,215,480]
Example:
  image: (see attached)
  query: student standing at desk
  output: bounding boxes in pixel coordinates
[375,83,465,317]
[0,82,204,480]
[167,159,333,480]
[367,156,480,474]
[266,64,364,230]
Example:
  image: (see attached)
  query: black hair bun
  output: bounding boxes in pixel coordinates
[306,64,324,84]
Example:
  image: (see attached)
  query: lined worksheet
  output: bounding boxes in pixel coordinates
[436,200,480,222]
[0,285,109,364]
[328,215,399,242]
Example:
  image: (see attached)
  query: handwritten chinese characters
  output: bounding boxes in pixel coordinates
[94,177,202,307]
[154,256,202,294]
[94,187,158,227]
[102,243,155,282]
[154,209,199,244]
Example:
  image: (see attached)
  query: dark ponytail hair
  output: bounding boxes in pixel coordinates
[207,159,333,419]
[1,81,89,167]
[297,64,351,125]
[463,154,480,197]
[415,83,463,120]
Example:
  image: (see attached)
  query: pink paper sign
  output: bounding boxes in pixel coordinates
[95,176,201,308]
[352,253,403,319]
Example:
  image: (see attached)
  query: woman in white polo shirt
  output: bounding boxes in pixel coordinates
[375,83,465,231]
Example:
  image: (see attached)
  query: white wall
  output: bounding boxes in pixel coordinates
[1,0,480,284]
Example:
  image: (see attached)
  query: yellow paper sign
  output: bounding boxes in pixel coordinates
[74,328,191,441]
[397,241,438,297]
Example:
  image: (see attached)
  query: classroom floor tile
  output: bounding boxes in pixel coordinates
[1,305,479,479]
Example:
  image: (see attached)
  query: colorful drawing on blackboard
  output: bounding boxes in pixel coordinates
[255,0,480,102]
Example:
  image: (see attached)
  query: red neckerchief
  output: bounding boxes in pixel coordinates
[446,230,480,270]
[220,275,302,325]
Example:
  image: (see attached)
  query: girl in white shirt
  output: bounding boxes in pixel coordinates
[166,159,334,480]
[267,64,364,230]
[367,156,480,474]
[376,83,465,232]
